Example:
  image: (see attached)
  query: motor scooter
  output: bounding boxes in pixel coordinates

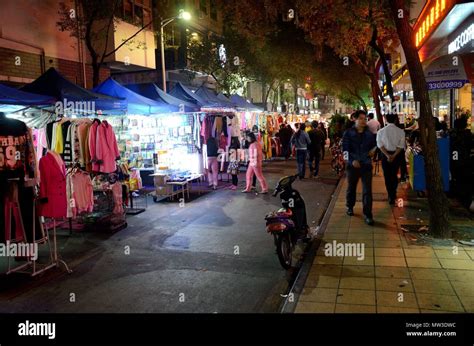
[265,174,309,269]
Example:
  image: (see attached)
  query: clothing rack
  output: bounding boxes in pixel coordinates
[6,180,72,276]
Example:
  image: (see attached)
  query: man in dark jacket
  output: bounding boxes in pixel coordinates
[277,124,292,160]
[342,110,377,225]
[308,121,324,178]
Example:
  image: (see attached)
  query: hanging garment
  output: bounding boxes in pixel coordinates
[62,121,73,164]
[71,122,81,164]
[53,122,64,154]
[111,182,124,215]
[78,121,92,170]
[71,171,94,215]
[215,117,223,135]
[33,128,48,163]
[4,182,25,242]
[231,114,241,137]
[39,151,67,218]
[95,120,120,173]
[241,113,247,130]
[89,120,100,172]
[200,115,213,144]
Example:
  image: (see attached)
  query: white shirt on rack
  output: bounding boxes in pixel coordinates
[376,123,405,152]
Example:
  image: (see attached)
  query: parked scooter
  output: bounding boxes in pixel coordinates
[265,174,309,269]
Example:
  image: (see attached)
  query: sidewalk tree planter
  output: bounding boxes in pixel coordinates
[389,0,450,238]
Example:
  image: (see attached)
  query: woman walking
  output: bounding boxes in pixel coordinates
[242,132,268,194]
[207,137,219,190]
[291,123,311,179]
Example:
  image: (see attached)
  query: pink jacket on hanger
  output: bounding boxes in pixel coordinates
[95,120,120,173]
[89,121,100,172]
[39,152,67,218]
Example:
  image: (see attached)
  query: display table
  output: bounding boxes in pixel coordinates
[150,173,204,202]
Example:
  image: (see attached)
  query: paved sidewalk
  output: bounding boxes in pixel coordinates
[295,173,474,313]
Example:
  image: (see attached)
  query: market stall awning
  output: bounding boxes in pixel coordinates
[0,83,55,112]
[217,92,235,105]
[195,87,235,109]
[230,94,263,112]
[125,83,199,112]
[93,78,173,114]
[20,68,127,114]
[169,82,208,108]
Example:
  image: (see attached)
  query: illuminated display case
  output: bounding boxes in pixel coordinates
[110,114,200,173]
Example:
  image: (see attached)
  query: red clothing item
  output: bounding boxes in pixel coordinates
[39,152,67,218]
[95,121,120,173]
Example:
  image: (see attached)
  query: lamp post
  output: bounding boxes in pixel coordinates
[160,9,191,93]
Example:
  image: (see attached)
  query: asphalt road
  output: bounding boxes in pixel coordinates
[0,157,338,313]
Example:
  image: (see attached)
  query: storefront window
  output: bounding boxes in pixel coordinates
[430,89,450,123]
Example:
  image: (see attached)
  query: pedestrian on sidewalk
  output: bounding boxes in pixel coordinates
[319,122,327,160]
[342,110,377,225]
[242,132,268,194]
[227,137,241,190]
[291,123,311,180]
[395,114,409,182]
[377,113,406,205]
[207,137,219,190]
[277,124,292,160]
[308,121,324,178]
[367,112,381,134]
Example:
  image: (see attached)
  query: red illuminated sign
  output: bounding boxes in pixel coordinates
[414,0,455,49]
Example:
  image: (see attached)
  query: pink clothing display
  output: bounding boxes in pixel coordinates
[95,120,120,173]
[111,182,124,214]
[89,121,100,172]
[39,151,67,218]
[71,171,94,216]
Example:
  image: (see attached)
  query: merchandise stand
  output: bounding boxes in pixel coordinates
[6,180,72,276]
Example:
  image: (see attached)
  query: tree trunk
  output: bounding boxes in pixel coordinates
[370,27,395,102]
[389,0,450,238]
[92,61,100,88]
[370,74,384,125]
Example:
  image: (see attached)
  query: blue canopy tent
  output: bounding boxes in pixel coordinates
[230,94,263,112]
[195,87,235,110]
[20,68,127,114]
[169,82,208,108]
[216,92,236,107]
[93,78,174,114]
[125,83,198,112]
[0,83,55,112]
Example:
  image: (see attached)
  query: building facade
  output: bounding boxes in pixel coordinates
[0,0,156,88]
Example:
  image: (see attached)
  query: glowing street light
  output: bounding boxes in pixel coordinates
[161,9,192,92]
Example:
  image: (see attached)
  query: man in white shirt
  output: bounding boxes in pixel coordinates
[377,113,406,205]
[367,113,381,134]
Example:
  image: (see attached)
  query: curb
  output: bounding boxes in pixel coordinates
[279,174,345,313]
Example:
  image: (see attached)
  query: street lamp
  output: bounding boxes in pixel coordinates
[161,9,191,93]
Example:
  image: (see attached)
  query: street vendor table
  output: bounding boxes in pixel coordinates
[150,173,205,202]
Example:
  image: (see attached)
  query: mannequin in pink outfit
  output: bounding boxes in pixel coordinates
[242,132,268,194]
